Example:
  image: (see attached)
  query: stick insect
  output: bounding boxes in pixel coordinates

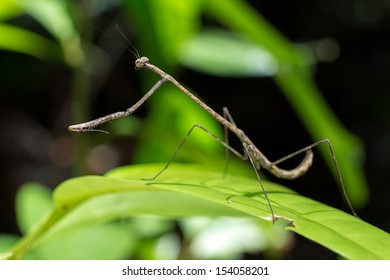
[68,42,358,223]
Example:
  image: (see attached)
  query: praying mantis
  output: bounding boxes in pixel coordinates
[69,54,358,223]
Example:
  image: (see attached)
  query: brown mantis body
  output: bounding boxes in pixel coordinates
[69,56,357,222]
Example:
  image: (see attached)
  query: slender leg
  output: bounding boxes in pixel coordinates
[223,107,276,222]
[222,107,247,176]
[270,138,358,218]
[244,143,276,223]
[143,123,248,181]
[223,108,231,176]
[142,122,277,223]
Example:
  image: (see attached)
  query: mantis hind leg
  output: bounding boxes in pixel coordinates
[270,138,358,218]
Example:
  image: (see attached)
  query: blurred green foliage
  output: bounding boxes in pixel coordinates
[3,164,390,260]
[0,0,372,259]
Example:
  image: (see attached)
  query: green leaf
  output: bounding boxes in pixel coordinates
[6,164,390,260]
[180,29,278,77]
[106,164,390,260]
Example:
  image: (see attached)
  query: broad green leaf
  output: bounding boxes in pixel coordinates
[107,164,390,260]
[5,164,390,260]
[180,29,278,77]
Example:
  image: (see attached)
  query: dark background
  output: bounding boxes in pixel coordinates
[1,0,389,259]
